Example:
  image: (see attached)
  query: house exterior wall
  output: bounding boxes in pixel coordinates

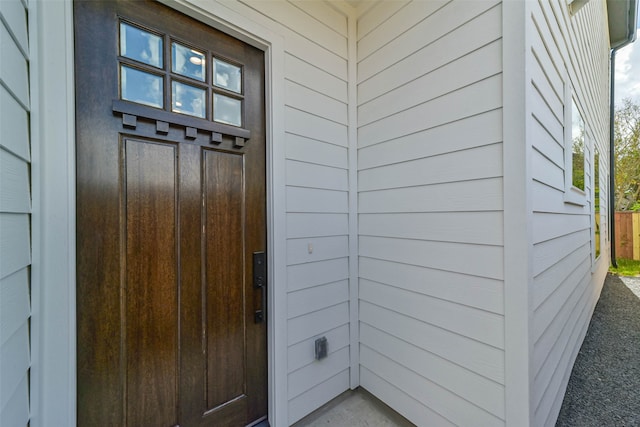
[528,1,611,426]
[221,2,354,423]
[14,0,617,426]
[0,0,31,425]
[356,1,506,425]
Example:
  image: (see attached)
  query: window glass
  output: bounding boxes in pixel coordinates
[213,58,242,93]
[120,65,163,108]
[120,22,163,68]
[172,42,206,81]
[214,94,242,126]
[571,99,585,191]
[172,81,206,118]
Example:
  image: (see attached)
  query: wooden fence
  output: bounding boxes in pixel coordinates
[615,212,640,260]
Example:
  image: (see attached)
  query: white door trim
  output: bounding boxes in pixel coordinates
[30,0,77,425]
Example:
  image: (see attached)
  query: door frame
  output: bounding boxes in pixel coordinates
[30,1,287,425]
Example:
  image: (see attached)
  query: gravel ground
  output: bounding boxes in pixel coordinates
[556,274,640,426]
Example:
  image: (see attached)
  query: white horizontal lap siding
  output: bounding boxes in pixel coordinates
[357,1,505,425]
[529,1,610,425]
[0,1,31,426]
[234,1,351,424]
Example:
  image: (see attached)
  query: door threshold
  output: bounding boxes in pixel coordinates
[247,416,269,427]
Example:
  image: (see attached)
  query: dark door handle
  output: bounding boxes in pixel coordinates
[253,252,266,323]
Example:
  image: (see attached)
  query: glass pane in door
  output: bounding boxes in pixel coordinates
[172,81,206,118]
[213,58,241,93]
[172,42,206,81]
[120,22,163,68]
[120,65,163,108]
[213,93,241,126]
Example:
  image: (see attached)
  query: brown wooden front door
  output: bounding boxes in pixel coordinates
[74,2,267,426]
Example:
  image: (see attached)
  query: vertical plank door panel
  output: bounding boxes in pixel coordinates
[125,139,178,426]
[204,150,245,410]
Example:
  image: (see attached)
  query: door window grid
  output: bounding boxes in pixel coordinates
[118,20,245,127]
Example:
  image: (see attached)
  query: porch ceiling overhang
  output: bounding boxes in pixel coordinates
[608,0,639,49]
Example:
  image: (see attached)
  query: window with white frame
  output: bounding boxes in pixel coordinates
[593,144,601,260]
[571,99,585,190]
[564,86,587,205]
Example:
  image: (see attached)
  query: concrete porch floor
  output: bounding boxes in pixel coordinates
[292,388,415,427]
